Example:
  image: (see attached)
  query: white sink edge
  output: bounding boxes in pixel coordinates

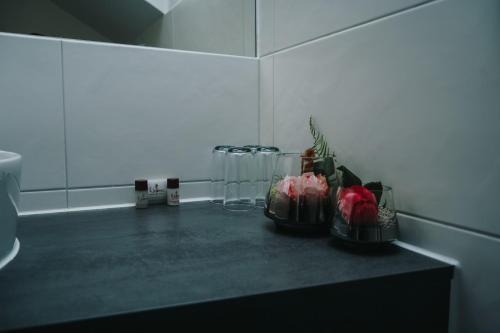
[0,238,20,270]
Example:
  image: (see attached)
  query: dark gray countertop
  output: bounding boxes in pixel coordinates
[0,202,453,331]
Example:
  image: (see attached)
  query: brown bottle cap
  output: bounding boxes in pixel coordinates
[135,179,148,191]
[167,178,179,188]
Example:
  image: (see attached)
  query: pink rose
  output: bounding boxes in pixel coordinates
[299,172,329,197]
[276,176,299,200]
[275,173,329,200]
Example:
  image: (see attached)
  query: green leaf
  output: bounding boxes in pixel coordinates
[364,181,383,204]
[309,116,335,158]
[337,165,362,187]
[313,156,336,178]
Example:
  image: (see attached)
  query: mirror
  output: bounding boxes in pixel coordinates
[0,0,256,57]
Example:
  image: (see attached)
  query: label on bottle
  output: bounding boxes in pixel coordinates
[167,188,180,206]
[145,179,167,204]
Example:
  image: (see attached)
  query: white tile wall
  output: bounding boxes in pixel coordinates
[68,186,136,209]
[0,32,259,213]
[398,214,500,333]
[267,0,500,236]
[178,181,211,202]
[258,0,500,332]
[19,190,67,212]
[0,33,67,191]
[258,0,428,56]
[62,40,258,188]
[257,0,274,56]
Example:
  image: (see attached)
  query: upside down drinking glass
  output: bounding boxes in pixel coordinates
[255,146,280,207]
[223,147,256,211]
[210,145,234,204]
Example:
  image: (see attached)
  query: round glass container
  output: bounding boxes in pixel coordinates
[264,153,337,232]
[332,185,399,244]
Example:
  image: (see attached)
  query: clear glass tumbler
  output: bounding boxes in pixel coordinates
[223,147,255,211]
[210,145,234,204]
[255,146,280,207]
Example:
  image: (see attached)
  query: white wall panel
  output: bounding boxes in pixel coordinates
[0,33,67,191]
[19,190,67,213]
[257,0,274,56]
[63,40,258,188]
[271,0,500,235]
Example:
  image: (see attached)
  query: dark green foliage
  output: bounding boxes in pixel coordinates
[313,157,335,177]
[313,157,336,187]
[364,181,383,204]
[337,165,362,187]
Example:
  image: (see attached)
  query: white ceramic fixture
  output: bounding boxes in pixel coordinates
[0,150,21,270]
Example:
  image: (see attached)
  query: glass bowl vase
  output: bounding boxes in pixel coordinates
[264,153,337,233]
[331,185,399,244]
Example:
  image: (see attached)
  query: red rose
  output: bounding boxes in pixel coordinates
[338,185,378,224]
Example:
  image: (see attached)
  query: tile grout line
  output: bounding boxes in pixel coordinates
[21,179,212,193]
[20,194,498,243]
[59,41,69,209]
[253,0,260,58]
[271,57,277,147]
[0,32,257,60]
[271,0,276,145]
[272,56,277,146]
[259,0,441,59]
[256,0,261,147]
[18,197,214,217]
[257,55,261,145]
[271,0,275,55]
[241,0,246,55]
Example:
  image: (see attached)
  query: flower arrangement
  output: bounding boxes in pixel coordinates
[335,164,385,225]
[265,118,337,228]
[265,116,397,240]
[334,169,398,242]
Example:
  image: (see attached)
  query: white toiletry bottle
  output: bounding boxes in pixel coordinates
[167,178,180,206]
[135,179,148,209]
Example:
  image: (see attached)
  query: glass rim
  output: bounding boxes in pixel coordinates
[276,152,336,158]
[227,147,252,154]
[213,145,235,152]
[256,146,280,153]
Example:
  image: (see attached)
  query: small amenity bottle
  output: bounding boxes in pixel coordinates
[167,178,180,206]
[135,179,148,209]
